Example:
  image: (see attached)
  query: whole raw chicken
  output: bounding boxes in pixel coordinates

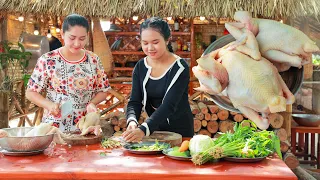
[0,129,8,138]
[0,123,66,145]
[225,11,319,72]
[77,112,101,136]
[25,122,66,144]
[193,31,295,130]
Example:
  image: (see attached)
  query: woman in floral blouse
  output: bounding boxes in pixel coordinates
[26,14,110,132]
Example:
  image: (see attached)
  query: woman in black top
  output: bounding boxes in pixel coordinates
[122,17,194,142]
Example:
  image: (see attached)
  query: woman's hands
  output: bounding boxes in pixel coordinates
[48,102,60,116]
[122,122,145,142]
[127,121,138,131]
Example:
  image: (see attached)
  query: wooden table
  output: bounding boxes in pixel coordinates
[0,144,297,180]
[291,126,320,168]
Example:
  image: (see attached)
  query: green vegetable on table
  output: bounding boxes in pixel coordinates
[101,138,122,149]
[191,120,282,165]
[131,140,169,151]
[167,147,191,157]
[312,54,320,66]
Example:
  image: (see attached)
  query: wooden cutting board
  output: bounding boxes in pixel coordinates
[142,131,182,146]
[62,132,102,146]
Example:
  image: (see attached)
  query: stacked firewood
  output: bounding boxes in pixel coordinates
[191,101,249,138]
[100,111,148,133]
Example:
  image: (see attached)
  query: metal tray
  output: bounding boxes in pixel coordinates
[224,156,266,163]
[123,141,170,155]
[1,149,44,156]
[202,34,304,113]
[162,148,191,161]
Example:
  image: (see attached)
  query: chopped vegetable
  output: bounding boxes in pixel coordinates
[131,140,169,151]
[101,138,122,149]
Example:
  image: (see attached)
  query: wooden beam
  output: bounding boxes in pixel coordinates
[0,92,9,128]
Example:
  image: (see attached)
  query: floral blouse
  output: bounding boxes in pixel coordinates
[27,48,110,132]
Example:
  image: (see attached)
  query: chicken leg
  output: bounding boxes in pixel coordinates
[46,126,66,145]
[237,106,270,130]
[224,29,261,60]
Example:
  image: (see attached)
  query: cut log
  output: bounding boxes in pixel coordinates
[284,152,299,169]
[204,113,211,121]
[217,110,229,121]
[233,114,244,122]
[292,166,315,180]
[100,111,121,120]
[230,111,238,116]
[194,119,201,132]
[118,115,127,128]
[268,113,284,129]
[219,120,235,133]
[305,169,320,180]
[198,102,208,114]
[190,104,200,115]
[274,128,288,141]
[241,121,251,127]
[189,91,202,101]
[207,121,219,134]
[113,125,121,132]
[201,120,208,127]
[280,140,290,153]
[211,114,218,121]
[195,113,204,120]
[207,105,219,114]
[199,129,211,137]
[110,116,119,126]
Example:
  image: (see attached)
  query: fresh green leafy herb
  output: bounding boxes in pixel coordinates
[192,120,282,165]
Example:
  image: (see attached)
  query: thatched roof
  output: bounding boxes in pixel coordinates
[0,0,319,19]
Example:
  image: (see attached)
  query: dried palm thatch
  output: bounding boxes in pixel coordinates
[92,17,114,74]
[0,0,319,20]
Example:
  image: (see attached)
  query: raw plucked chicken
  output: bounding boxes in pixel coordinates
[0,123,66,151]
[24,122,66,144]
[225,11,319,72]
[0,129,8,138]
[193,30,295,130]
[77,112,101,136]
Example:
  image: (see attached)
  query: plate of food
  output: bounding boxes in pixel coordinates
[123,141,170,155]
[162,147,191,161]
[223,156,267,163]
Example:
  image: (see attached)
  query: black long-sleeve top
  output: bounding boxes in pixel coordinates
[126,56,194,137]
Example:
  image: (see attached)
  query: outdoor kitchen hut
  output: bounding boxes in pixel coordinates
[0,0,319,180]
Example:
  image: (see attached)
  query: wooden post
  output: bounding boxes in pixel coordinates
[0,92,9,128]
[189,18,195,94]
[312,69,320,114]
[279,104,292,139]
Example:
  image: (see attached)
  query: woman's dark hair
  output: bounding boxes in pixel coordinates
[140,17,173,52]
[62,14,89,33]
